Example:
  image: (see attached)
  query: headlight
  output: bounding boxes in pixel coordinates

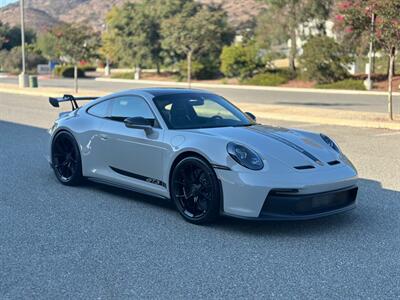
[320,134,340,153]
[227,142,264,170]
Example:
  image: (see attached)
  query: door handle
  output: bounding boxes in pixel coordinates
[100,134,108,141]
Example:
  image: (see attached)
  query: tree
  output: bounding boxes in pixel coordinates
[0,21,35,51]
[102,0,187,74]
[338,0,400,120]
[300,36,353,83]
[51,24,99,92]
[161,2,234,86]
[256,0,334,73]
[36,31,58,61]
[220,43,266,79]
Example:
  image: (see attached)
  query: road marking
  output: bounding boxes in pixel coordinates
[374,131,400,137]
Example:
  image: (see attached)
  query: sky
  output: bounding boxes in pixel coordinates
[0,0,18,7]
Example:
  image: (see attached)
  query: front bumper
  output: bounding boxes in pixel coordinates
[215,164,358,220]
[257,185,357,220]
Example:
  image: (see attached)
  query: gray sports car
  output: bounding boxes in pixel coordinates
[47,88,358,224]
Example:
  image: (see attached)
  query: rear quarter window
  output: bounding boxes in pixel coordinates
[87,101,109,117]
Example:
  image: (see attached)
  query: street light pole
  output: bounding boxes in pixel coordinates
[103,23,110,76]
[19,0,28,87]
[366,13,375,91]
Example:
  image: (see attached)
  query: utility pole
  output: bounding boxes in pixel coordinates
[18,0,29,87]
[365,13,375,91]
[103,23,110,76]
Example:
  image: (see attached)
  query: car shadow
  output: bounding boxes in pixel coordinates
[211,178,399,236]
[84,180,175,211]
[84,176,398,237]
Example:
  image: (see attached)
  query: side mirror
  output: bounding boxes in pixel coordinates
[124,117,154,133]
[245,112,256,122]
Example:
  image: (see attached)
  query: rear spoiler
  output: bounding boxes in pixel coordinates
[49,94,99,110]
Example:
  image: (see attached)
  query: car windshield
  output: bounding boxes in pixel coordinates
[153,93,255,129]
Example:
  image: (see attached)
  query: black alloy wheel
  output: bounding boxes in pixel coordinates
[171,157,220,224]
[51,131,83,186]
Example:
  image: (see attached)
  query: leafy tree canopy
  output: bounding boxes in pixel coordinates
[50,23,99,64]
[0,21,36,51]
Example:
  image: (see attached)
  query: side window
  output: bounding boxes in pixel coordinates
[110,96,155,122]
[87,100,109,117]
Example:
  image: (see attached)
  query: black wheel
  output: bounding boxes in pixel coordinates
[51,131,83,186]
[170,157,220,224]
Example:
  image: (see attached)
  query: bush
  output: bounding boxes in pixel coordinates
[0,46,46,74]
[241,72,289,86]
[80,65,97,72]
[315,79,366,90]
[176,58,220,80]
[54,65,85,78]
[220,43,266,79]
[300,36,353,84]
[111,72,135,79]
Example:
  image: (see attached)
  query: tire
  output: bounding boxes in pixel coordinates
[170,156,220,224]
[51,131,83,186]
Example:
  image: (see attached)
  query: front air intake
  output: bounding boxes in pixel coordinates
[294,165,315,170]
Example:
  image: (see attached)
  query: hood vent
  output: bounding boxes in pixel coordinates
[294,165,315,170]
[328,160,341,166]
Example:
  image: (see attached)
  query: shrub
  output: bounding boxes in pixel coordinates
[315,79,366,90]
[0,46,46,74]
[220,43,266,79]
[54,65,85,78]
[111,72,135,79]
[176,58,220,80]
[300,36,353,84]
[242,72,289,86]
[80,65,97,72]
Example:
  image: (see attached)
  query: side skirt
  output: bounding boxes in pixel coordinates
[87,177,171,201]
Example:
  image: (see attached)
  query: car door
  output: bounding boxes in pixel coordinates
[99,95,168,193]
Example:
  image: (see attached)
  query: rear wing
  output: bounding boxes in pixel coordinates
[49,94,99,110]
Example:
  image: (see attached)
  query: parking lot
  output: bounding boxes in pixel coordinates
[1,92,400,299]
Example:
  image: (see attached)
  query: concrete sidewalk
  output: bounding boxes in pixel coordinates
[1,83,399,130]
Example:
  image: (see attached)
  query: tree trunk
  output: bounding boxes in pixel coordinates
[289,25,297,73]
[74,64,78,94]
[387,47,395,121]
[156,61,161,75]
[386,55,395,78]
[187,50,192,88]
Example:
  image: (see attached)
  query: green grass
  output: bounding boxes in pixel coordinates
[315,79,366,90]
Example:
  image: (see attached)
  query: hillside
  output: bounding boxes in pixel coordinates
[0,0,265,32]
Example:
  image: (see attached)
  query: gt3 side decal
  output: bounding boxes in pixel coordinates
[110,166,167,188]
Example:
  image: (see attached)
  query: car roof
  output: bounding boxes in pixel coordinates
[127,88,211,97]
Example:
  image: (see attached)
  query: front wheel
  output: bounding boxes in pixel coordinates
[51,131,83,186]
[170,157,221,224]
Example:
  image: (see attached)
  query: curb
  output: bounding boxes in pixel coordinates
[95,77,400,97]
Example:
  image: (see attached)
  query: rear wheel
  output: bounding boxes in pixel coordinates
[51,131,83,186]
[171,157,220,224]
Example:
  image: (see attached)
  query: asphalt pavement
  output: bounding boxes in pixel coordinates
[1,92,400,299]
[1,76,400,114]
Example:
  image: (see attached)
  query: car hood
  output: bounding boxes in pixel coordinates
[191,125,340,168]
